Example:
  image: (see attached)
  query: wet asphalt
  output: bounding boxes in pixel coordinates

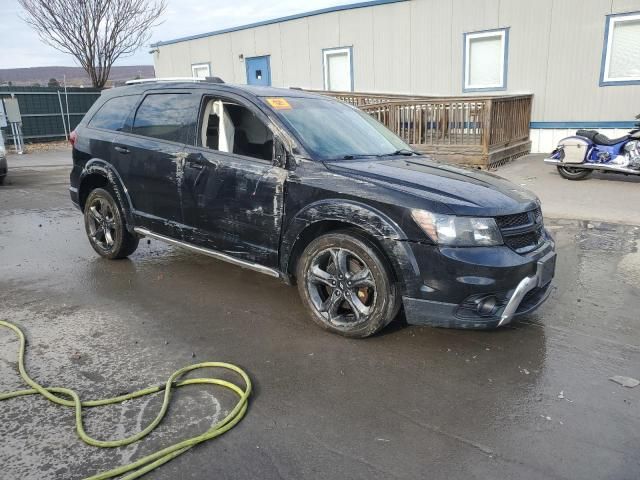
[1,165,639,480]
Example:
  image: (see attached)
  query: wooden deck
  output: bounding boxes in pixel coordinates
[302,89,533,168]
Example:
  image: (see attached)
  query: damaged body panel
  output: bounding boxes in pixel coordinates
[70,81,556,336]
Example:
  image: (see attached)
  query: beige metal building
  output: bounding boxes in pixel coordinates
[152,0,640,153]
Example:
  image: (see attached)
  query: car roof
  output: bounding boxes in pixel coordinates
[101,82,327,100]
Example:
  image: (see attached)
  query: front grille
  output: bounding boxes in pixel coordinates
[503,228,543,252]
[496,211,530,229]
[497,207,544,254]
[496,207,542,229]
[533,208,543,225]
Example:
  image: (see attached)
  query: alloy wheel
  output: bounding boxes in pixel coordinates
[87,197,117,251]
[305,247,377,327]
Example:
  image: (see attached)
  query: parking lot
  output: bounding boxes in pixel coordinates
[1,150,639,479]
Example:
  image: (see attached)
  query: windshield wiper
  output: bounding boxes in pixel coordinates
[378,149,418,157]
[329,150,417,160]
[339,154,380,160]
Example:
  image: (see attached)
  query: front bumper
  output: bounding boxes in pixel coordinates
[401,236,556,329]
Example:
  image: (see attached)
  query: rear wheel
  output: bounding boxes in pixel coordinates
[296,232,399,338]
[557,165,592,180]
[84,187,139,259]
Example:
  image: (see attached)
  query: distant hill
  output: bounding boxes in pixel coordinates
[0,65,155,87]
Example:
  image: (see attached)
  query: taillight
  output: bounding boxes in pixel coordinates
[69,130,77,147]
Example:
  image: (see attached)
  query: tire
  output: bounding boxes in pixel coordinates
[557,165,592,180]
[84,187,139,259]
[296,231,400,338]
[0,176,5,186]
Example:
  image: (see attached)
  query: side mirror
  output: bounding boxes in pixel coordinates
[274,138,293,169]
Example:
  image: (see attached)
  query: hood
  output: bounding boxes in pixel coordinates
[323,156,539,216]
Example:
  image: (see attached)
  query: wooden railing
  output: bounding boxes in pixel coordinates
[299,89,428,106]
[301,89,533,168]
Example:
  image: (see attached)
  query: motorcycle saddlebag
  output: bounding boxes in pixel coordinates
[559,136,592,164]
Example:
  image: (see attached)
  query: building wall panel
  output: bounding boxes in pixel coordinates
[168,42,191,77]
[448,0,501,95]
[188,37,211,72]
[371,2,412,93]
[229,29,256,83]
[409,0,454,95]
[208,34,235,81]
[152,0,640,132]
[542,0,611,121]
[498,0,553,120]
[278,19,312,88]
[252,24,283,86]
[612,0,640,12]
[338,8,376,91]
[308,12,341,90]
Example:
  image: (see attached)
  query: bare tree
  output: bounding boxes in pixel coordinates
[18,0,166,88]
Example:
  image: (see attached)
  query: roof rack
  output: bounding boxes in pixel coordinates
[125,77,225,85]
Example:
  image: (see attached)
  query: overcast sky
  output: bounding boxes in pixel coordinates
[0,0,347,69]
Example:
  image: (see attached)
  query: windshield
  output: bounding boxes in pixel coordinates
[263,97,412,160]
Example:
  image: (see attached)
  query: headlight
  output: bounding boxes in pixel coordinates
[411,210,503,246]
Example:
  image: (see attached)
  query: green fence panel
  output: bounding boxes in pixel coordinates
[0,86,102,142]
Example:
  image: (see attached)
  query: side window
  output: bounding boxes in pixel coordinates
[200,97,273,161]
[131,93,200,144]
[88,95,138,131]
[323,47,353,92]
[192,63,211,78]
[463,28,509,92]
[601,12,640,85]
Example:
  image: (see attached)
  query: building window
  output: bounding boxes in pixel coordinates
[601,12,640,86]
[323,47,353,92]
[192,63,211,79]
[463,28,509,92]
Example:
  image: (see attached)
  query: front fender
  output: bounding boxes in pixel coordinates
[280,199,422,295]
[79,160,136,231]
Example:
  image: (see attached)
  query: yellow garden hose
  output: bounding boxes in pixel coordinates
[0,319,251,480]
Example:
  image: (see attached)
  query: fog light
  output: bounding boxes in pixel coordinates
[475,295,498,316]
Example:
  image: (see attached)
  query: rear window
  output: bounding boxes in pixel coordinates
[88,95,138,131]
[131,93,200,144]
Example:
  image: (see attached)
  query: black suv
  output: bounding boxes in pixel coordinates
[70,80,556,337]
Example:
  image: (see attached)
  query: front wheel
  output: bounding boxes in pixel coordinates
[557,165,592,180]
[296,232,400,338]
[84,187,139,259]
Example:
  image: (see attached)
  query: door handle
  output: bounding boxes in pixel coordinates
[114,145,130,154]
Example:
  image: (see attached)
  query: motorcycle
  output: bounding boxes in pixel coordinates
[544,114,640,180]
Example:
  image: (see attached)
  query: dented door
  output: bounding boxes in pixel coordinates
[113,133,186,238]
[180,147,287,268]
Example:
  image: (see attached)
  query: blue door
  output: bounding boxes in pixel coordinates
[246,56,271,86]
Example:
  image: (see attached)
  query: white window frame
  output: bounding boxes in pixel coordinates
[463,28,509,92]
[191,62,211,79]
[322,47,353,92]
[600,12,640,86]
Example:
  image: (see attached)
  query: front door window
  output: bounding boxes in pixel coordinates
[200,98,273,161]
